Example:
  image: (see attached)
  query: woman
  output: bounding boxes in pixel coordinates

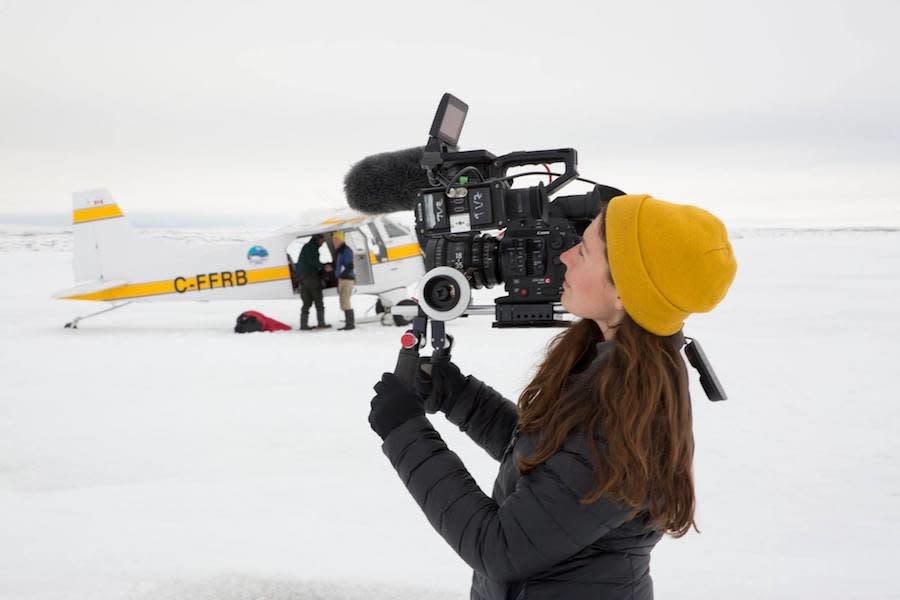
[369,194,737,599]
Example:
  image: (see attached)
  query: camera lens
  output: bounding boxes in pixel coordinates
[424,233,501,289]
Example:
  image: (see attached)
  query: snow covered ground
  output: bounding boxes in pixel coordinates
[1,227,899,599]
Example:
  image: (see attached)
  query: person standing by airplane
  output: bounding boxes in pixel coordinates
[332,232,356,331]
[296,234,332,330]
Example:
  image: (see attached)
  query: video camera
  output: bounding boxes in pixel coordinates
[359,93,728,401]
[413,93,623,328]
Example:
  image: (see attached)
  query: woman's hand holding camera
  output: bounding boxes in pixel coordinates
[415,355,469,415]
[369,356,472,440]
[369,373,425,441]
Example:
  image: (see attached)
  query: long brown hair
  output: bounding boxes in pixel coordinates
[516,212,697,537]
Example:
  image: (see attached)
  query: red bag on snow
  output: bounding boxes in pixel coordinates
[234,310,292,333]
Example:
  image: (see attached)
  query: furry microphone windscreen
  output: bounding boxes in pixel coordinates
[343,146,431,214]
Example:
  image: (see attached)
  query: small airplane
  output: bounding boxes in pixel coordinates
[54,189,425,328]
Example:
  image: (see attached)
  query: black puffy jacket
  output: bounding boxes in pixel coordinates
[381,344,662,600]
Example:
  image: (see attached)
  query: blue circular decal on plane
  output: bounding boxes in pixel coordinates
[247,245,269,265]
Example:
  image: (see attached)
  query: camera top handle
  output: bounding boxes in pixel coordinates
[494,149,579,196]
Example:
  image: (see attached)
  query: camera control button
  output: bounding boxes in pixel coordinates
[400,332,419,349]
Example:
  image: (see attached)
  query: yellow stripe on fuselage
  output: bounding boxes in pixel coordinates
[73,204,124,224]
[243,265,293,285]
[386,243,422,261]
[60,265,292,301]
[369,242,421,265]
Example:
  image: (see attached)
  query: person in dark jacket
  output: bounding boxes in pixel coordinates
[332,231,356,331]
[368,195,738,599]
[296,234,332,330]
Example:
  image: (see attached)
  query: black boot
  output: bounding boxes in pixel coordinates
[300,312,312,330]
[315,309,331,329]
[339,309,355,331]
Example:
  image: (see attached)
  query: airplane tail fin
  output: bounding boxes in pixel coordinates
[71,189,135,282]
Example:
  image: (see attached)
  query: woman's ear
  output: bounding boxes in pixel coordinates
[614,295,625,312]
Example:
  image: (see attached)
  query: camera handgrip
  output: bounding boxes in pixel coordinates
[393,346,421,388]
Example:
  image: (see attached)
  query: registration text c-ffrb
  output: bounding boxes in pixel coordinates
[173,270,248,293]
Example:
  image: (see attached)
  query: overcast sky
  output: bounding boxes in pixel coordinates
[1,0,898,226]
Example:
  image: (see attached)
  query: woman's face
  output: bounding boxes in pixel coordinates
[559,215,625,333]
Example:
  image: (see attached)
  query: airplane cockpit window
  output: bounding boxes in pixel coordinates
[382,218,409,238]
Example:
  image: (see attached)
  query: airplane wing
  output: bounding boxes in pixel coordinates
[275,211,370,236]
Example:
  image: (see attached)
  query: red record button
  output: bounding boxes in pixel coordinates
[401,332,418,349]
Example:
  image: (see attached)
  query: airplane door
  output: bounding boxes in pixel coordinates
[366,223,389,263]
[345,229,374,286]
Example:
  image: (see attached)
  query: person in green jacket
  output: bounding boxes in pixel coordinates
[296,234,332,330]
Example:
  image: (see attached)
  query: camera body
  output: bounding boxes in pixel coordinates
[413,94,610,327]
[398,94,729,401]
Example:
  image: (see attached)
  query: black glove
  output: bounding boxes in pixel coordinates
[415,355,469,415]
[369,372,425,440]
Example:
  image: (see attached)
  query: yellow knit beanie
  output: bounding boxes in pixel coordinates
[605,195,737,336]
